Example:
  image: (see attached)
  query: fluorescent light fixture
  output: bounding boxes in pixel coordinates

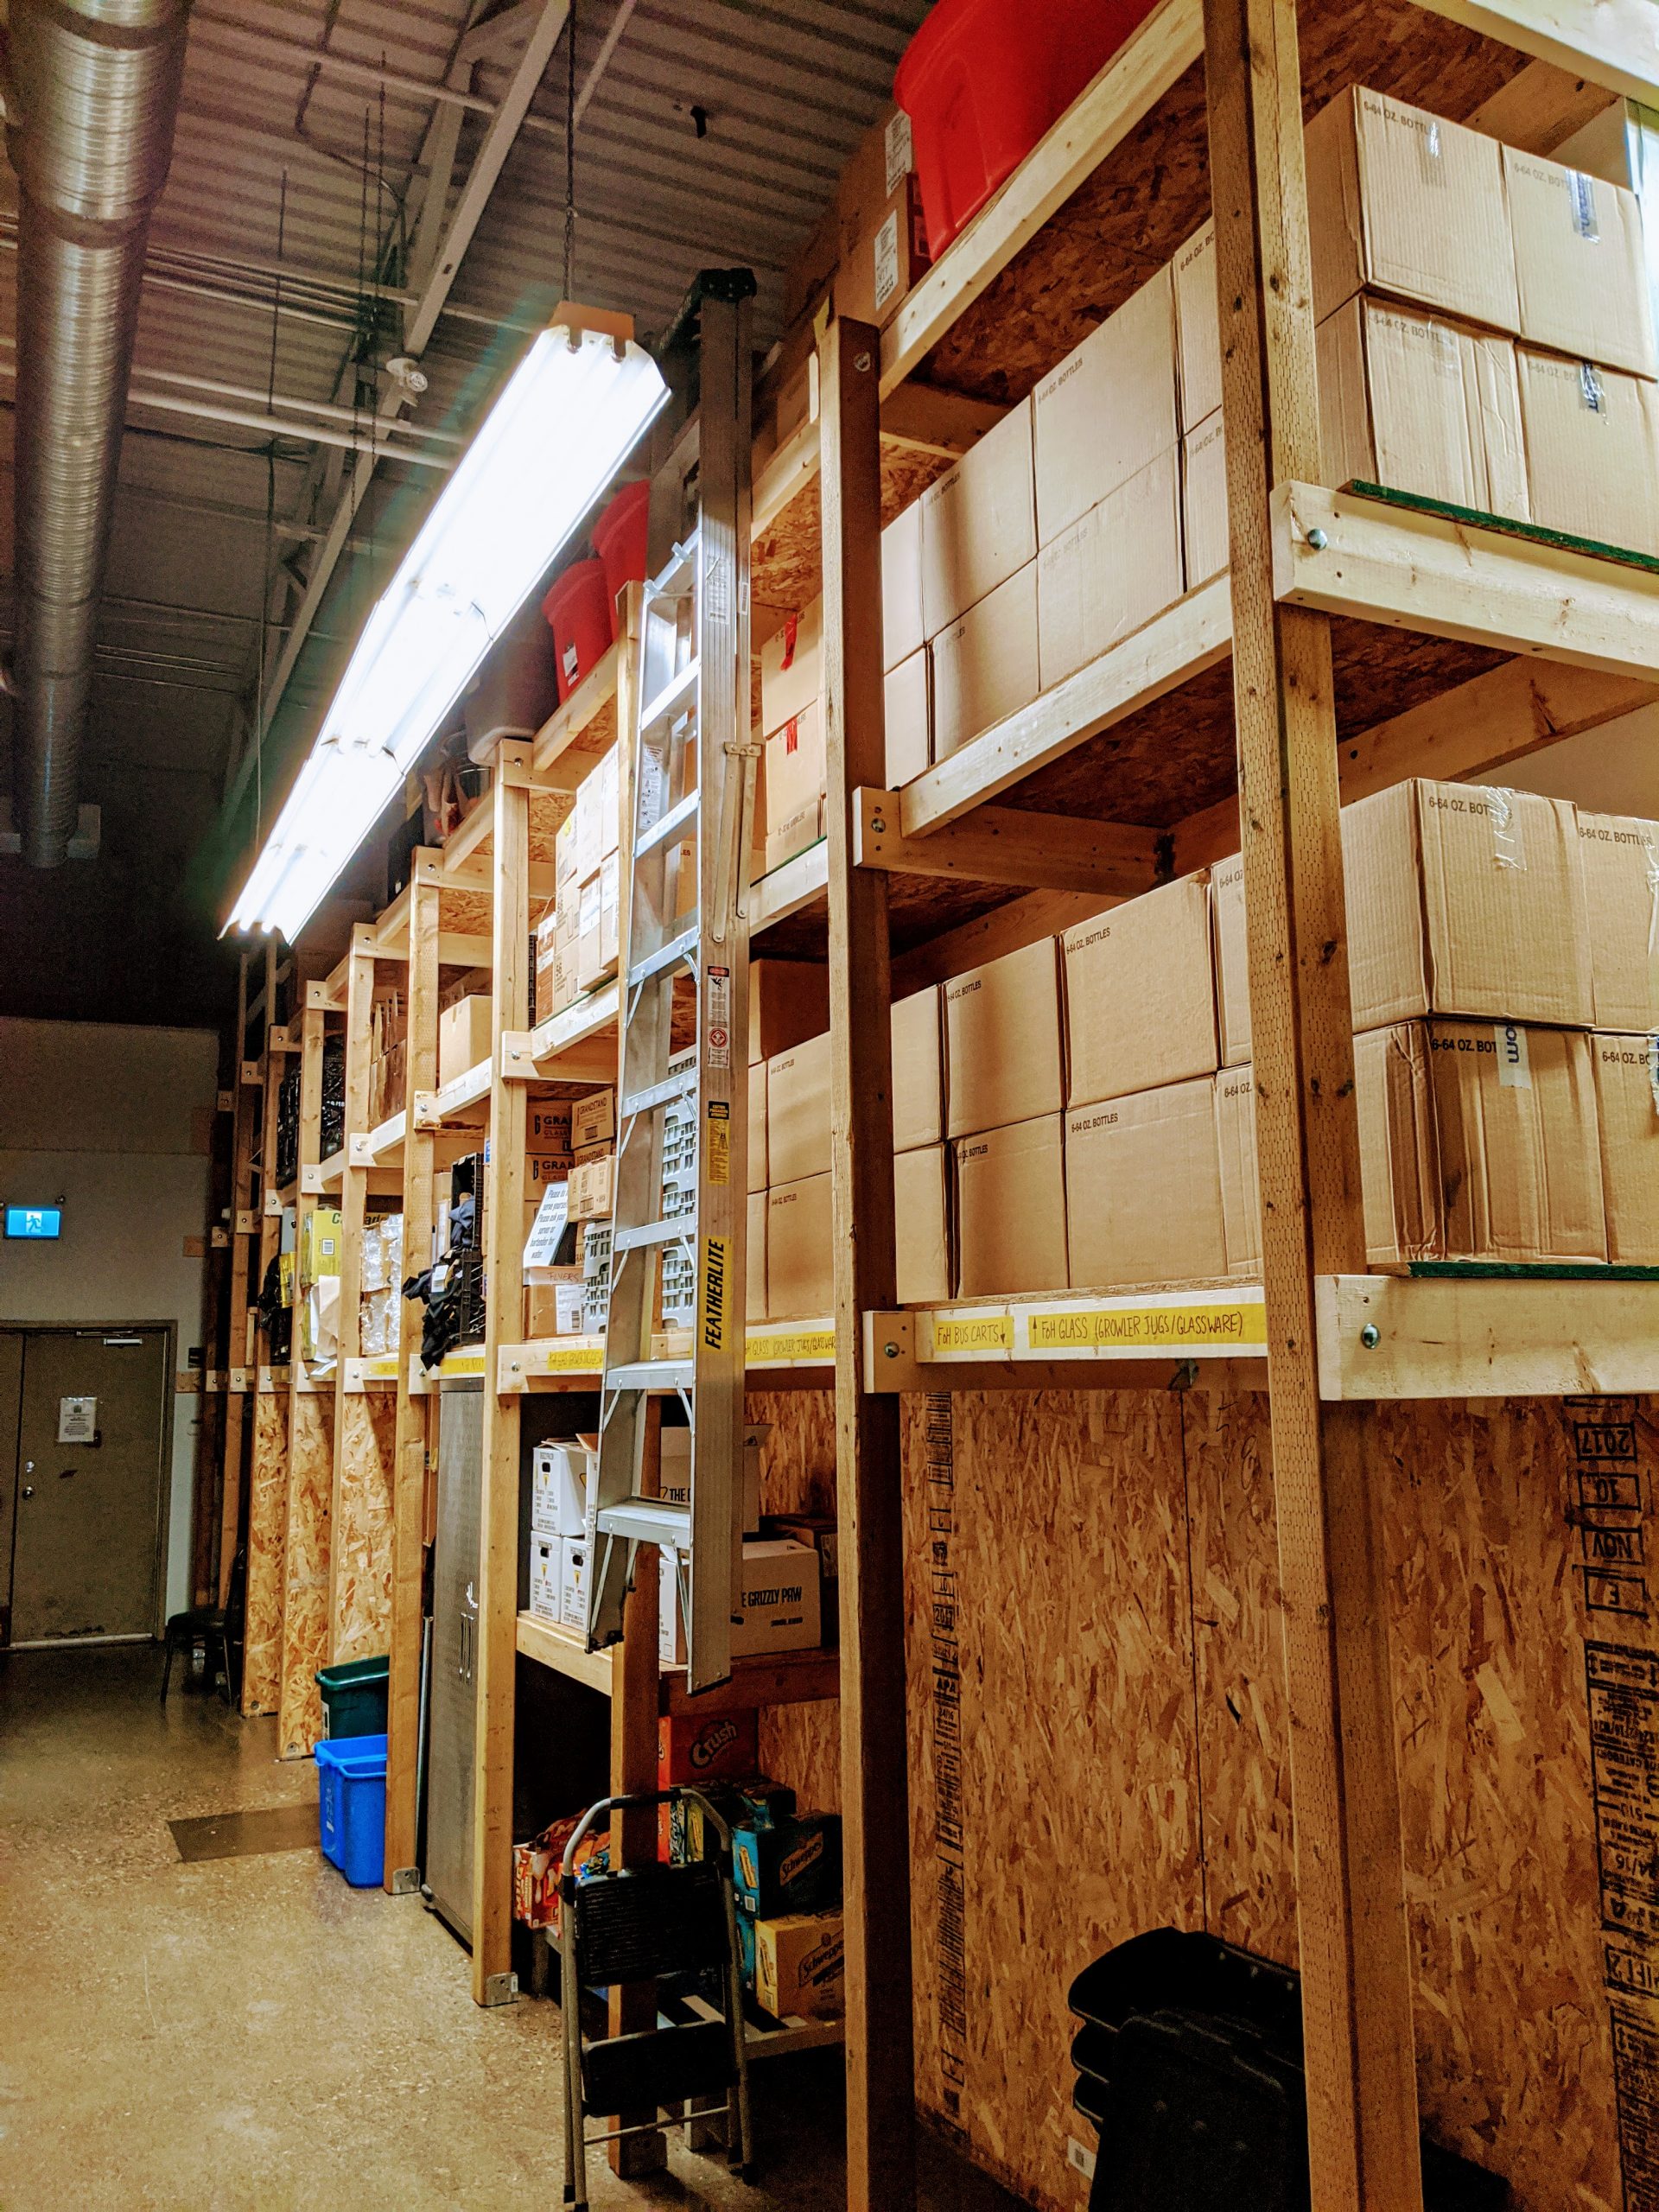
[227,315,669,940]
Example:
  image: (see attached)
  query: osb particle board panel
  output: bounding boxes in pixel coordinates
[240,1388,289,1719]
[1188,1387,1640,2212]
[922,3,1523,404]
[331,1390,397,1664]
[438,888,492,937]
[753,442,954,621]
[904,1389,1203,2201]
[277,1389,334,1760]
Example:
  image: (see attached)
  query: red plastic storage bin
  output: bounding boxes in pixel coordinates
[541,557,613,702]
[593,479,650,613]
[895,0,1161,255]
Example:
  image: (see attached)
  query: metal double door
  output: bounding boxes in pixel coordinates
[425,1380,483,1942]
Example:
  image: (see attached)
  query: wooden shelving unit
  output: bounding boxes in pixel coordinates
[210,4,1659,2204]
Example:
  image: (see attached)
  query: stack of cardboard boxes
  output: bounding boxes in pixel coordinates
[535,744,621,1025]
[748,87,1656,850]
[520,1087,616,1338]
[365,988,406,1127]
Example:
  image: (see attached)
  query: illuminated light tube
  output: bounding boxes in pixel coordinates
[227,315,669,941]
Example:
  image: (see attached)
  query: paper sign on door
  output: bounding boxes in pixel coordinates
[57,1396,97,1444]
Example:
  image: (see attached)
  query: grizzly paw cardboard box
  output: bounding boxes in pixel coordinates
[955,1115,1067,1297]
[766,1031,831,1186]
[1304,86,1518,335]
[1065,1079,1226,1290]
[1036,450,1184,690]
[930,562,1039,761]
[1353,1019,1605,1264]
[1503,145,1656,379]
[660,1538,822,1668]
[944,936,1064,1138]
[1592,1034,1659,1264]
[1580,811,1659,1031]
[1516,348,1659,558]
[1316,296,1529,521]
[1216,1067,1261,1276]
[1342,779,1592,1033]
[1065,874,1217,1106]
[1032,264,1178,547]
[767,1173,835,1319]
[919,397,1036,637]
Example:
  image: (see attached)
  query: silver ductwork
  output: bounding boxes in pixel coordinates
[5,0,192,866]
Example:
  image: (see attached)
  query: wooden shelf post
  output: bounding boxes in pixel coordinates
[819,313,917,2212]
[213,950,257,1603]
[385,851,442,1890]
[278,989,330,1759]
[1204,0,1422,2205]
[242,949,289,1719]
[328,927,379,1656]
[471,742,532,2005]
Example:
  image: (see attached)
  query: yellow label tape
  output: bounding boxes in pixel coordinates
[1023,1301,1268,1354]
[928,1313,1014,1357]
[747,1327,835,1366]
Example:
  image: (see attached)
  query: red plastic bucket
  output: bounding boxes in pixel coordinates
[895,0,1161,255]
[541,557,613,703]
[592,480,650,613]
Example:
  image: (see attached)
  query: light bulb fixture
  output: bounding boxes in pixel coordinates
[226,309,669,941]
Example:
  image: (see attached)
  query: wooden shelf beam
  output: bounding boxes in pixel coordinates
[855,786,1166,897]
[1316,1274,1659,1399]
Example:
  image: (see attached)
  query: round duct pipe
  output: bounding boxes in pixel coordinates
[6,0,192,867]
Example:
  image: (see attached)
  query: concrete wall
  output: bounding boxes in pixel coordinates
[0,1019,219,1620]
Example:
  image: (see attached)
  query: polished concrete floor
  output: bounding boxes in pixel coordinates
[0,1643,1020,2211]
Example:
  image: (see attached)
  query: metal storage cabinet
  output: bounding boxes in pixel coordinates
[424,1380,483,1941]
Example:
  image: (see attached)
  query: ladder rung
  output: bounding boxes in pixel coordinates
[635,786,701,859]
[596,1497,691,1548]
[621,1071,697,1118]
[613,1216,697,1255]
[604,1360,695,1392]
[630,925,699,988]
[641,659,699,734]
[648,535,698,599]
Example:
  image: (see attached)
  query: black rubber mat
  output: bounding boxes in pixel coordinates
[168,1802,318,1863]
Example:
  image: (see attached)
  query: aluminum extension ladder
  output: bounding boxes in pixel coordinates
[586,275,757,1694]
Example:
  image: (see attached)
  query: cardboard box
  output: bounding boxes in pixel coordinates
[1032,264,1178,547]
[438,995,493,1087]
[558,1536,588,1635]
[838,175,930,328]
[885,649,931,785]
[527,1536,560,1623]
[569,1090,613,1152]
[892,984,944,1151]
[1304,86,1518,334]
[767,1173,835,1318]
[1503,146,1656,378]
[658,1707,759,1785]
[659,1537,823,1667]
[919,397,1036,636]
[525,1280,587,1337]
[767,1030,831,1185]
[747,1189,767,1319]
[598,849,620,976]
[569,1153,614,1222]
[1317,296,1529,520]
[747,1060,768,1192]
[527,1103,575,1153]
[895,1142,951,1305]
[944,935,1065,1137]
[1592,1034,1659,1264]
[658,1425,763,1534]
[755,1910,844,2023]
[1516,347,1659,557]
[1174,220,1220,429]
[575,871,603,992]
[1216,1067,1261,1277]
[1065,874,1218,1106]
[931,562,1039,760]
[1580,812,1659,1031]
[531,1440,588,1540]
[1354,1019,1605,1263]
[955,1114,1067,1297]
[1065,1079,1227,1290]
[760,597,823,736]
[749,959,830,1065]
[763,698,826,871]
[1182,410,1229,588]
[1036,450,1184,691]
[299,1205,343,1286]
[733,1812,841,1919]
[534,909,560,1024]
[882,499,925,671]
[1211,851,1251,1066]
[1343,779,1592,1033]
[555,809,579,894]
